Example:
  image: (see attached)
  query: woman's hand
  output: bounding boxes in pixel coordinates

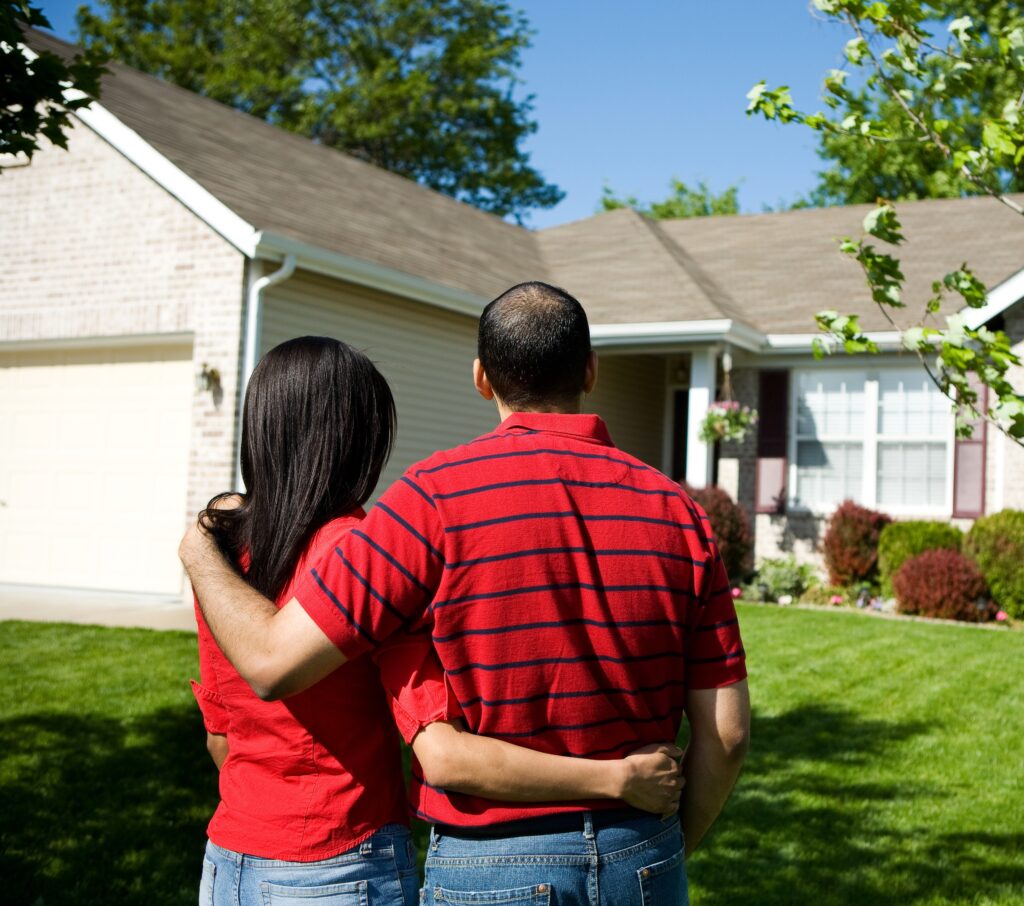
[619,743,685,818]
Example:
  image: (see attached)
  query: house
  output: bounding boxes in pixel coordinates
[2,30,1022,599]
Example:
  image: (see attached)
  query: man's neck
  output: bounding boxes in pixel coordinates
[495,400,583,423]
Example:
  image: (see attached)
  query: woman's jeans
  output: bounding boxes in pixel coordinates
[200,824,418,906]
[422,812,687,906]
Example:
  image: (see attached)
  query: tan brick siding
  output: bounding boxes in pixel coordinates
[0,120,247,541]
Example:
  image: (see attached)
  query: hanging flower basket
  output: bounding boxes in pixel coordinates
[699,400,758,444]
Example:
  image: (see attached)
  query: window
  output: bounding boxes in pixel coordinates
[791,368,951,513]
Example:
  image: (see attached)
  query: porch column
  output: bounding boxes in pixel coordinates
[684,347,716,488]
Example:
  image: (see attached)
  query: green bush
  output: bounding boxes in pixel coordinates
[748,557,817,603]
[964,510,1024,619]
[878,521,963,597]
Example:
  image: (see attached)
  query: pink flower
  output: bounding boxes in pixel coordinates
[996,610,1009,622]
[830,594,844,605]
[731,586,742,599]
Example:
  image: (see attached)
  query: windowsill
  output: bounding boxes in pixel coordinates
[783,503,953,520]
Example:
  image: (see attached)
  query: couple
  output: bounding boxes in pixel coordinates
[181,281,750,906]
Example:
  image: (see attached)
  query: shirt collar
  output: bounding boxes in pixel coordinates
[498,411,614,446]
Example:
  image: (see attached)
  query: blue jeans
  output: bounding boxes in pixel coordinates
[422,813,687,906]
[200,825,419,906]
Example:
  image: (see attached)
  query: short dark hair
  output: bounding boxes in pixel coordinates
[478,281,591,409]
[202,336,395,601]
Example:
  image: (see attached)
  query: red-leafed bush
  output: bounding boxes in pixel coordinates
[822,500,891,587]
[892,549,993,622]
[681,483,752,581]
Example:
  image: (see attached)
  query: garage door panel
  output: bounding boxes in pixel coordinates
[0,344,192,595]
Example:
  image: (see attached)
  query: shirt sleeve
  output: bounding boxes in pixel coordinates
[684,504,747,690]
[191,600,231,734]
[372,627,462,744]
[291,472,446,661]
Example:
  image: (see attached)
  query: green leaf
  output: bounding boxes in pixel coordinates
[948,16,973,45]
[845,37,868,64]
[861,204,904,244]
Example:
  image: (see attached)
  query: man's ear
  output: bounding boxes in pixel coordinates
[473,358,495,401]
[583,350,599,395]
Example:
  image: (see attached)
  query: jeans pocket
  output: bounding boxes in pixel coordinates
[199,855,216,906]
[259,879,368,905]
[637,847,687,906]
[428,884,551,904]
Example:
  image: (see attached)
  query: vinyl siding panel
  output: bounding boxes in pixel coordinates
[261,272,497,496]
[586,353,666,469]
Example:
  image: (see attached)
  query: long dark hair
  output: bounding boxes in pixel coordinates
[201,336,395,601]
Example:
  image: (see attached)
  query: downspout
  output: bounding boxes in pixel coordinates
[235,254,297,490]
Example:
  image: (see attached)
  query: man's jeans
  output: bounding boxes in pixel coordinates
[422,812,687,906]
[200,825,419,906]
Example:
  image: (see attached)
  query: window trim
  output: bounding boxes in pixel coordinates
[787,367,954,517]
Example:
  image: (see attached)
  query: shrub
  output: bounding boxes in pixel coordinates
[878,521,963,597]
[747,557,816,603]
[893,549,993,622]
[800,583,852,607]
[964,510,1024,620]
[682,483,752,580]
[822,500,892,587]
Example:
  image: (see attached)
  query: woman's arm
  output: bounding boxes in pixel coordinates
[206,732,229,770]
[411,721,684,817]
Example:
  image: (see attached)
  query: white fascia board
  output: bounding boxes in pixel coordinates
[962,266,1024,330]
[590,320,763,352]
[764,330,904,353]
[19,45,257,253]
[67,93,261,256]
[253,231,489,318]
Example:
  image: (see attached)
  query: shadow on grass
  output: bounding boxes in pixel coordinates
[0,705,216,906]
[689,703,1022,906]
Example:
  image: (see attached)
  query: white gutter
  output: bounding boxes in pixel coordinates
[235,254,296,490]
[590,319,763,353]
[764,330,905,352]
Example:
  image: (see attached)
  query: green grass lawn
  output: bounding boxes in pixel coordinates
[1,605,1021,905]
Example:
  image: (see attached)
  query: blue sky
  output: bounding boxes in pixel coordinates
[38,1,850,228]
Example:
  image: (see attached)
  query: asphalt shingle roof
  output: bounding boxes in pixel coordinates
[27,29,1024,334]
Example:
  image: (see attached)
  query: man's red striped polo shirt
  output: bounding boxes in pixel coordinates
[294,412,746,826]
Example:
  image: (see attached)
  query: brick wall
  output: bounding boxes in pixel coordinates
[0,119,247,531]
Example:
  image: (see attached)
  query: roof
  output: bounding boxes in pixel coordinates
[25,29,1024,340]
[26,29,544,302]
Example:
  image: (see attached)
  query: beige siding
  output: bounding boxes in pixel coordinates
[261,272,497,492]
[585,353,666,469]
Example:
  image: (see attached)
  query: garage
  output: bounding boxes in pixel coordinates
[0,343,194,596]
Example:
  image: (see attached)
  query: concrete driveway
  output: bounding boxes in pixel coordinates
[0,584,196,631]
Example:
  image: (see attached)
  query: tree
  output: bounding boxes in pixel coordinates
[1,2,105,168]
[807,0,1024,205]
[747,0,1024,444]
[76,0,563,221]
[599,178,740,219]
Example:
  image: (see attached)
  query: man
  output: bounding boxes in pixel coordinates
[181,281,749,905]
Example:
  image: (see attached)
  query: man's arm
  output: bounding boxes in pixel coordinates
[679,680,750,855]
[180,523,345,700]
[412,722,685,817]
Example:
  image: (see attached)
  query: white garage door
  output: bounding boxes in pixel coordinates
[0,344,193,595]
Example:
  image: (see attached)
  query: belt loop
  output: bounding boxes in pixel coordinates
[583,811,595,841]
[359,838,373,857]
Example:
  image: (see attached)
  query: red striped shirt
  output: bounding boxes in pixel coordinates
[294,412,746,826]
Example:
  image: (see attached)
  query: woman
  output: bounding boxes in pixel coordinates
[191,337,683,906]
